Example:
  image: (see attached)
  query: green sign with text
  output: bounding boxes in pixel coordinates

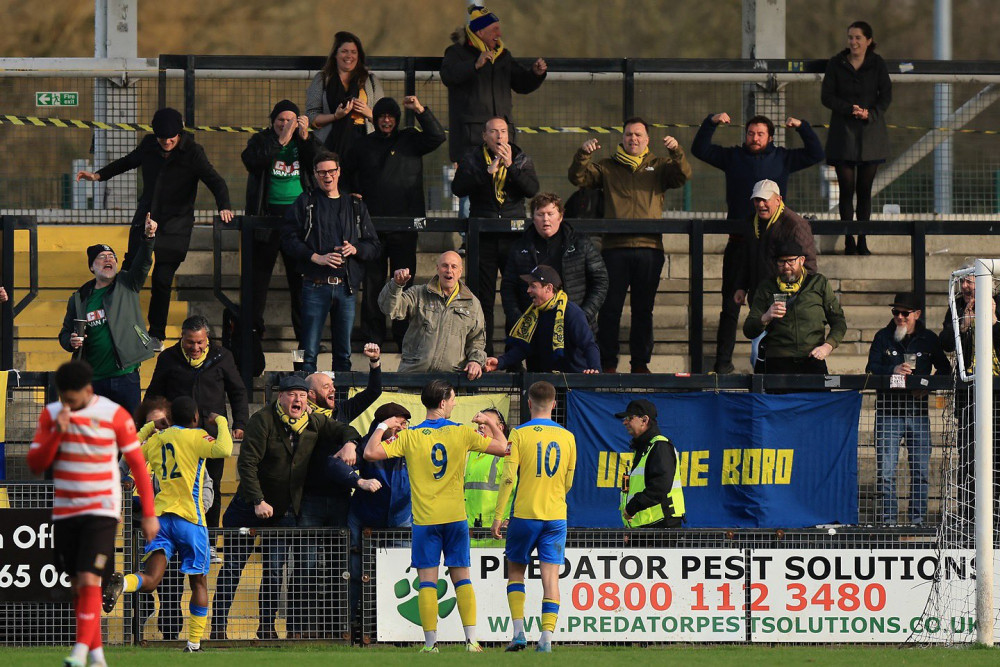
[35,92,78,107]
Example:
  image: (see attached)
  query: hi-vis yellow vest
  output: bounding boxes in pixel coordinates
[620,435,685,527]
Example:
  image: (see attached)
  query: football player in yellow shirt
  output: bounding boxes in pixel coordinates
[104,396,232,652]
[492,381,576,653]
[364,379,508,653]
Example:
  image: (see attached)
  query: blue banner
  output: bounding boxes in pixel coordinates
[565,391,860,528]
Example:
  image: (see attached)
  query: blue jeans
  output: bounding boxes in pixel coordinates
[300,281,355,372]
[92,371,141,418]
[875,413,932,525]
[211,496,297,637]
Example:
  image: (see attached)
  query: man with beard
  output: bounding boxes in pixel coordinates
[691,113,823,374]
[743,240,846,374]
[343,95,446,346]
[451,116,539,354]
[865,293,949,525]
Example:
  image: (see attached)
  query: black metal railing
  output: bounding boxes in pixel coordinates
[1,216,39,371]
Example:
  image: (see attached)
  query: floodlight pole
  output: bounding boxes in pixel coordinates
[974,258,995,645]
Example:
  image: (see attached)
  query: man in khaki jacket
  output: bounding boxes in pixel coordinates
[378,250,487,379]
[569,117,691,373]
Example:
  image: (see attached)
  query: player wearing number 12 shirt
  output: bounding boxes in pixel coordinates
[492,380,576,653]
[103,395,232,653]
[364,379,508,653]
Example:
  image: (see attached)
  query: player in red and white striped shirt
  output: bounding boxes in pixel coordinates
[28,361,158,667]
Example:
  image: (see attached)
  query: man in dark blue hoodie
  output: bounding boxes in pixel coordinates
[343,95,446,347]
[691,112,823,374]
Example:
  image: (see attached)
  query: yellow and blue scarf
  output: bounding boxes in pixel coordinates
[614,144,648,172]
[183,348,207,368]
[509,289,568,356]
[465,25,505,59]
[308,401,333,418]
[276,402,308,434]
[776,272,805,295]
[484,145,507,204]
[753,201,785,239]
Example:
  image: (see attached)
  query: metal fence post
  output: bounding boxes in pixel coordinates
[183,55,196,127]
[689,218,704,374]
[622,58,635,120]
[1,217,13,370]
[912,219,927,322]
[239,219,256,397]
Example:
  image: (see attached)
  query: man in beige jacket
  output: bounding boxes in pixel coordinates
[379,250,487,379]
[568,117,691,373]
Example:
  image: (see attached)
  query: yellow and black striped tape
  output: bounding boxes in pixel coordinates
[1,113,999,136]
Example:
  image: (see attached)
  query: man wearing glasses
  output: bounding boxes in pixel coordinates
[865,293,950,525]
[743,240,846,374]
[281,151,380,372]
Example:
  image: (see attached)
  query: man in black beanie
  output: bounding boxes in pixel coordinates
[76,108,233,351]
[342,95,446,347]
[241,99,321,342]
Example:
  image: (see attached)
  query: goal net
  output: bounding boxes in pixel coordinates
[913,260,1000,644]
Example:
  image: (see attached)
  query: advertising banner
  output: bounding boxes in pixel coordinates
[0,509,73,602]
[375,547,748,642]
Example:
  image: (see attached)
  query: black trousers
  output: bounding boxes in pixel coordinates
[597,248,665,369]
[360,231,417,346]
[714,237,744,371]
[757,356,828,374]
[251,224,303,343]
[476,232,515,356]
[123,222,178,340]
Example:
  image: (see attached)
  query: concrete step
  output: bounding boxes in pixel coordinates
[14,298,189,327]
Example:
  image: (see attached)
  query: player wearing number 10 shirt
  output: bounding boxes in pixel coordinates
[364,379,508,653]
[492,380,576,653]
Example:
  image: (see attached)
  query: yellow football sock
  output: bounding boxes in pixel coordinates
[188,604,208,645]
[541,598,559,632]
[418,582,439,632]
[454,579,476,627]
[506,582,526,620]
[123,573,142,593]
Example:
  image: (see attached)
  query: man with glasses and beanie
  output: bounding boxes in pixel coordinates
[866,293,950,525]
[743,240,846,374]
[76,107,234,351]
[59,215,159,417]
[616,399,685,529]
[281,151,380,373]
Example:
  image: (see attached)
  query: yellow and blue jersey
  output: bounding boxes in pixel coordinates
[382,417,491,526]
[141,417,233,527]
[498,418,577,521]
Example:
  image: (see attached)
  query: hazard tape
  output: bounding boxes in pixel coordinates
[1,113,999,136]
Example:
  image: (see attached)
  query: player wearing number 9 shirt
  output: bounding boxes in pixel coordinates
[103,396,232,653]
[491,381,576,653]
[364,379,508,653]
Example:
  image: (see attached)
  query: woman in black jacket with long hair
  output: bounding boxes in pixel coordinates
[821,20,892,255]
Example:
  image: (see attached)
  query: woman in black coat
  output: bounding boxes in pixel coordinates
[76,108,233,344]
[821,21,892,256]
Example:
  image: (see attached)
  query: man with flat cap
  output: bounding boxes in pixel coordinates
[616,399,686,528]
[866,292,950,525]
[211,374,362,640]
[743,239,846,374]
[77,107,234,350]
[59,214,159,416]
[484,265,600,374]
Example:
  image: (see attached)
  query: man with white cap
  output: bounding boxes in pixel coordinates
[736,179,818,304]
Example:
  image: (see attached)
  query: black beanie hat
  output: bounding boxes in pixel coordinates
[151,108,183,138]
[87,244,116,269]
[270,99,301,123]
[372,97,401,124]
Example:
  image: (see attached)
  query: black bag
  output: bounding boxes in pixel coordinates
[221,307,266,378]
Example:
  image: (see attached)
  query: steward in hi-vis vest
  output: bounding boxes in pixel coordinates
[615,399,685,528]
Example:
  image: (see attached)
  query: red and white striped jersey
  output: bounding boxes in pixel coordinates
[30,395,141,521]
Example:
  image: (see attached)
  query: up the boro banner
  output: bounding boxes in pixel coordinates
[374,547,993,643]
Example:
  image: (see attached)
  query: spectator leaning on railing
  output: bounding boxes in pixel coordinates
[379,251,487,380]
[501,192,608,333]
[690,111,823,374]
[242,99,320,345]
[569,118,691,374]
[59,215,159,417]
[865,292,949,526]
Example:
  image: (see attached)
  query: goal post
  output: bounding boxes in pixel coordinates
[973,259,995,645]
